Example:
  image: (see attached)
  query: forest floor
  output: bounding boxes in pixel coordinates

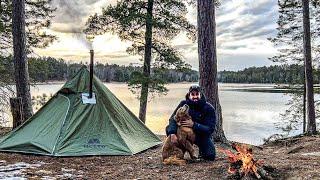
[0,130,319,179]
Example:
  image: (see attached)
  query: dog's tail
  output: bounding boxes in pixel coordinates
[163,156,186,166]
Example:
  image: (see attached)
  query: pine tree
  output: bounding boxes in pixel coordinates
[197,0,227,143]
[302,0,316,134]
[85,0,195,123]
[0,0,56,53]
[269,0,320,64]
[269,0,319,134]
[1,0,55,123]
[11,0,33,121]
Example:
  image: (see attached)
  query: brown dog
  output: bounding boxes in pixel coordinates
[162,104,196,165]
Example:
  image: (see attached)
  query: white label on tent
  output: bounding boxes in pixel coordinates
[81,93,96,104]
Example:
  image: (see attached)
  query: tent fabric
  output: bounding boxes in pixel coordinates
[0,67,161,156]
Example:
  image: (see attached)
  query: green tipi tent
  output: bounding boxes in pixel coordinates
[0,67,161,156]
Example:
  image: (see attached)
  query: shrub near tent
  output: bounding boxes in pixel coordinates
[0,67,161,156]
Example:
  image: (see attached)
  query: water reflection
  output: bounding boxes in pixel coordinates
[29,83,292,145]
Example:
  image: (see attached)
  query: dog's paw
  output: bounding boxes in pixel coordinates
[190,154,198,159]
[163,157,186,166]
[187,158,203,163]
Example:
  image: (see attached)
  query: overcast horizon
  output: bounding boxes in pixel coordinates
[34,0,280,71]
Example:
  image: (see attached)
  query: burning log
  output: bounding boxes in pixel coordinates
[219,143,272,180]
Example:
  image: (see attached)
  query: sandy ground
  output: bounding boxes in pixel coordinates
[0,134,319,179]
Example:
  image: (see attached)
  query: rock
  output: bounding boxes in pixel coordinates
[301,152,320,156]
[77,170,84,174]
[37,161,48,165]
[287,146,304,154]
[62,173,73,178]
[0,160,6,165]
[61,168,75,172]
[36,170,52,175]
[41,175,56,180]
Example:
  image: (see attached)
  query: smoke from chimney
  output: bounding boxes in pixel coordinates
[50,0,96,50]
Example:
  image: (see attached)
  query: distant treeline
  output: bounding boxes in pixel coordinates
[219,64,320,84]
[1,56,319,84]
[0,56,199,83]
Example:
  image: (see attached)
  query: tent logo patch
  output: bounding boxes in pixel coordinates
[88,138,100,144]
[84,138,106,148]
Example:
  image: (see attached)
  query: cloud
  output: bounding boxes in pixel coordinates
[222,44,247,50]
[216,0,278,41]
[51,0,89,26]
[218,53,277,71]
[239,0,276,16]
[50,0,115,30]
[35,0,280,71]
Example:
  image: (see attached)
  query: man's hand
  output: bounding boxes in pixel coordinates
[170,134,178,144]
[181,119,194,128]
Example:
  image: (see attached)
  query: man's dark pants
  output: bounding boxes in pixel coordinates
[165,128,216,161]
[195,134,216,161]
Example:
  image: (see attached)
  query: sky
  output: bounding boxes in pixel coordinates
[34,0,280,71]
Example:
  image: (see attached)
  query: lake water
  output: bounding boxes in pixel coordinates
[29,83,294,145]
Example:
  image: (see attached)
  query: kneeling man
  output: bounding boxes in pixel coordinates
[166,85,216,160]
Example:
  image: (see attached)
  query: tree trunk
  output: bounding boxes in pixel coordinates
[303,80,306,133]
[302,0,316,134]
[197,0,227,143]
[12,0,33,121]
[139,0,154,123]
[10,97,23,128]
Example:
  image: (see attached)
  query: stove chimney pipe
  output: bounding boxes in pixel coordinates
[89,50,94,98]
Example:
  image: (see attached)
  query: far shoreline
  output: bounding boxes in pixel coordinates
[31,81,320,87]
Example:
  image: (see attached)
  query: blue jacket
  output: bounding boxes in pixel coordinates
[166,93,216,137]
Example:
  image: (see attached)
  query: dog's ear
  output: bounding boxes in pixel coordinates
[175,107,180,120]
[175,114,181,126]
[182,104,189,113]
[184,104,189,112]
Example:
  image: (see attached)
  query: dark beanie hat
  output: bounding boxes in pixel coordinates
[189,85,201,93]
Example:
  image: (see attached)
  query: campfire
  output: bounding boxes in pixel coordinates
[219,143,270,179]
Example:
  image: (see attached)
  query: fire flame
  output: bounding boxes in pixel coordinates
[219,144,264,178]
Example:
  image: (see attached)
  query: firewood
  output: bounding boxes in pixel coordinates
[287,145,304,154]
[257,166,272,180]
[0,166,25,172]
